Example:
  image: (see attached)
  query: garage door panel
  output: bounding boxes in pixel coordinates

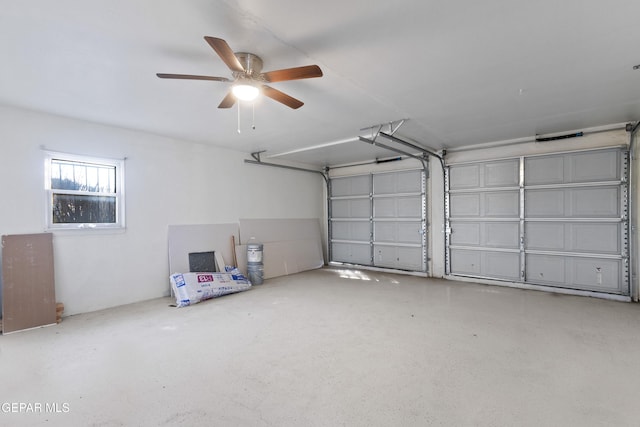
[485,191,519,216]
[374,196,422,218]
[375,222,422,244]
[525,189,565,217]
[526,254,566,285]
[572,223,620,254]
[331,175,371,197]
[450,249,519,280]
[373,170,422,194]
[484,160,519,187]
[450,194,480,217]
[484,252,521,280]
[450,222,518,248]
[374,245,423,270]
[525,156,564,185]
[525,223,565,251]
[450,222,481,246]
[526,254,621,293]
[450,165,480,189]
[332,199,370,218]
[571,187,619,217]
[525,150,620,185]
[450,249,482,276]
[525,187,620,218]
[573,258,620,292]
[485,222,520,248]
[332,221,370,241]
[332,243,370,265]
[451,192,518,218]
[570,150,619,182]
[526,222,620,253]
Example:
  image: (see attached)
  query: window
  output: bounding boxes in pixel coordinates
[45,152,125,230]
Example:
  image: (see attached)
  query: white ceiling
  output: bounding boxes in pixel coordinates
[1,1,639,167]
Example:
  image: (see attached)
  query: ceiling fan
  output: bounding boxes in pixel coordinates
[157,36,323,109]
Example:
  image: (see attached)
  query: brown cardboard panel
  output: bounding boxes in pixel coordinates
[168,224,239,274]
[1,233,56,334]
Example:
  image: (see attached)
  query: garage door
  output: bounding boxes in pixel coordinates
[446,148,629,295]
[330,169,427,272]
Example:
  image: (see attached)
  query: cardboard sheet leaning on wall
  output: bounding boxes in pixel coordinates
[167,219,324,286]
[236,218,324,279]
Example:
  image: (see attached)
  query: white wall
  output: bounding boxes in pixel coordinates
[0,105,324,315]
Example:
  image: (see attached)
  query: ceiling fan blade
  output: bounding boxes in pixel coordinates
[262,85,304,109]
[156,73,230,82]
[218,91,236,109]
[204,36,244,73]
[261,65,323,83]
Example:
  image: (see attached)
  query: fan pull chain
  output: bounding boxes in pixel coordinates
[252,102,256,130]
[237,102,241,134]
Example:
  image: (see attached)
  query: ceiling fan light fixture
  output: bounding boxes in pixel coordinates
[232,83,260,101]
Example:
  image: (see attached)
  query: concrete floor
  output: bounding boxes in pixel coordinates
[1,267,640,426]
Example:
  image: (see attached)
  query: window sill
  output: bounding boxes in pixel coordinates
[45,226,127,236]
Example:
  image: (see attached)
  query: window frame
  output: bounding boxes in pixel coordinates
[44,151,126,231]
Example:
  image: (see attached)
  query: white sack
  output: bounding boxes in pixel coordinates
[170,272,251,308]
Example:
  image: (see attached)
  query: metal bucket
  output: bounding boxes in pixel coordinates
[247,243,264,285]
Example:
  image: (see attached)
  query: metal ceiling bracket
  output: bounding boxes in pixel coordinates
[360,119,408,142]
[245,152,328,184]
[378,131,444,169]
[251,151,266,162]
[358,136,428,171]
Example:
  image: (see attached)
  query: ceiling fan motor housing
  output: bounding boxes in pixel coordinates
[234,52,263,79]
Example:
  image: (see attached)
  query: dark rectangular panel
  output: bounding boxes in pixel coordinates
[188,251,216,272]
